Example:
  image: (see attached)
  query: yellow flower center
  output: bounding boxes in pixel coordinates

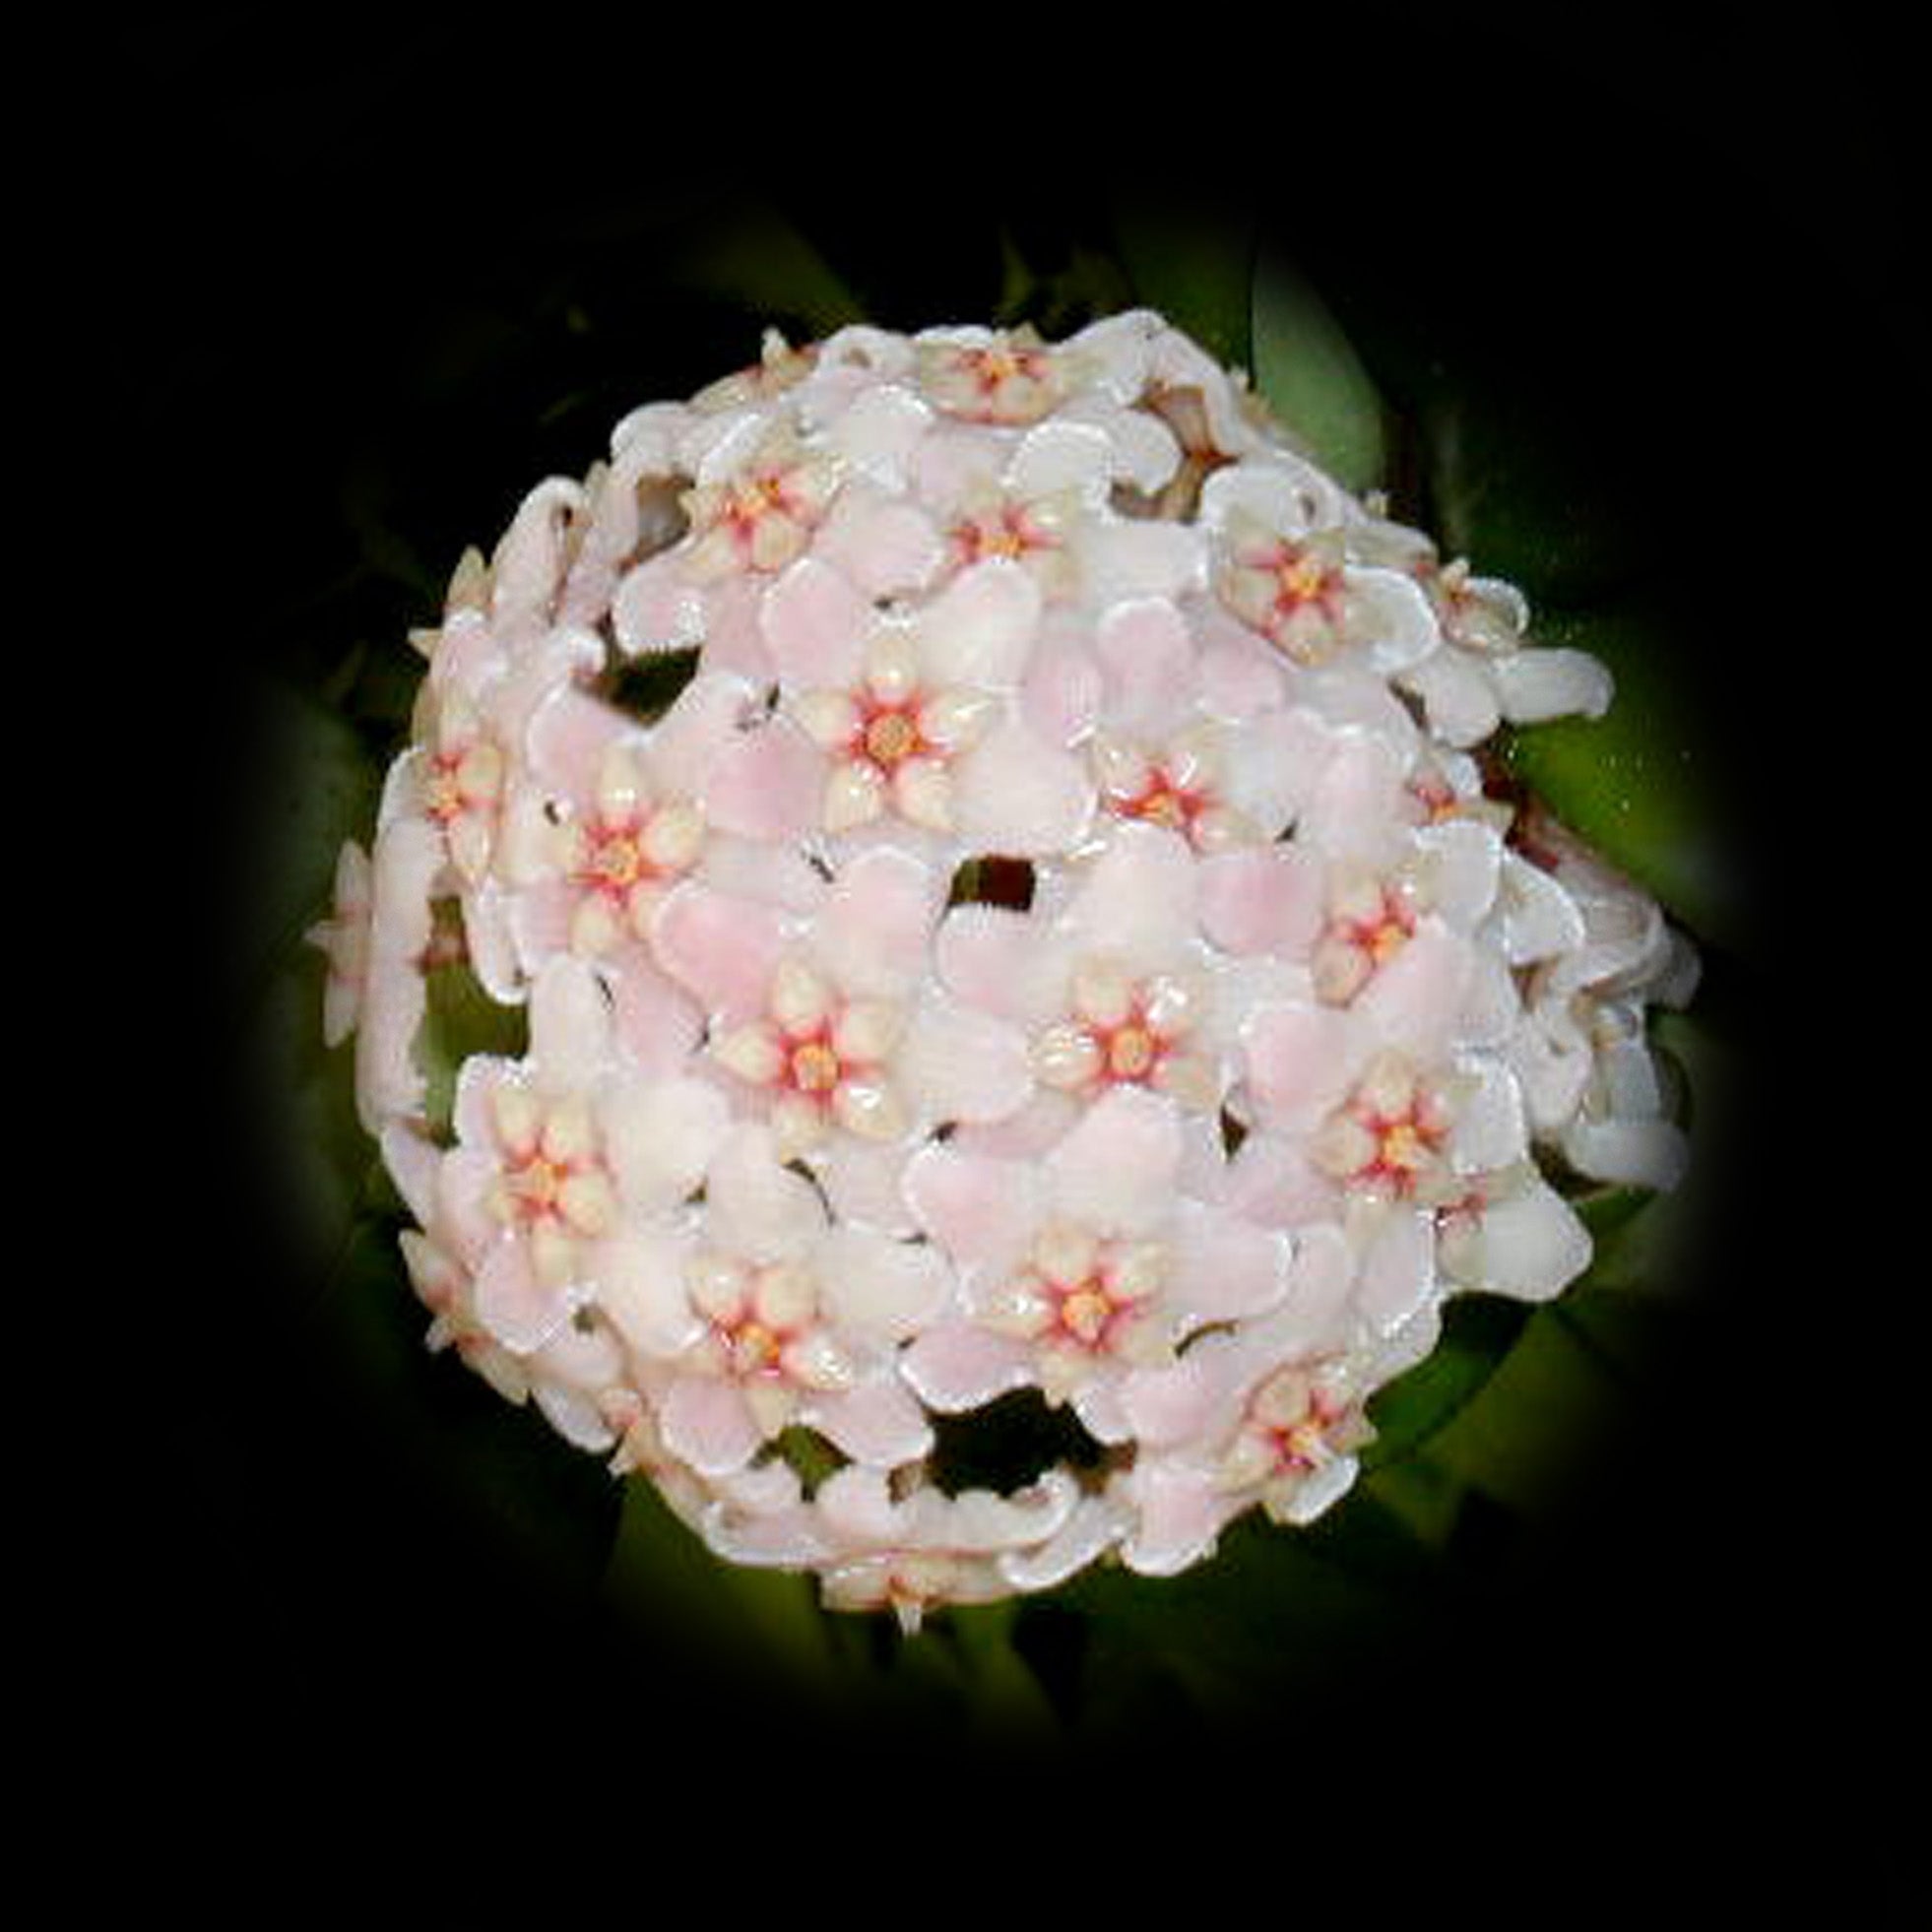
[1277,554,1332,606]
[1059,1285,1115,1347]
[729,1320,784,1377]
[864,709,921,768]
[586,828,644,891]
[790,1039,843,1094]
[1105,1024,1157,1079]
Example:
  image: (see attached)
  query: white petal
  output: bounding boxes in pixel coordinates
[1119,1463,1241,1577]
[1355,1210,1438,1338]
[595,1227,704,1357]
[1072,518,1205,601]
[705,1125,828,1260]
[897,999,1035,1127]
[1399,646,1502,748]
[759,554,871,689]
[1449,1057,1528,1174]
[661,1377,763,1477]
[953,718,1095,858]
[1169,1202,1292,1323]
[1045,1086,1182,1236]
[1562,1114,1691,1191]
[1346,566,1444,675]
[813,844,942,997]
[915,557,1042,690]
[1414,816,1504,930]
[527,953,615,1089]
[816,1226,954,1342]
[1353,920,1475,1060]
[603,1075,733,1212]
[1495,853,1587,964]
[1491,646,1614,723]
[474,1236,575,1355]
[612,554,706,657]
[1005,419,1113,502]
[808,1375,934,1468]
[1060,818,1197,966]
[900,1142,1044,1268]
[999,1493,1130,1592]
[1458,1175,1591,1301]
[901,1319,1036,1412]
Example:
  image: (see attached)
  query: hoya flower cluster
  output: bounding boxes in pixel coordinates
[311,311,1695,1627]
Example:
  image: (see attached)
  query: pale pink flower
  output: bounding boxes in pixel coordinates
[306,840,372,1050]
[759,552,1035,842]
[594,1123,947,1478]
[653,841,950,1161]
[810,1465,1127,1632]
[900,1085,1292,1438]
[433,954,731,1354]
[927,821,1241,1141]
[914,324,1079,426]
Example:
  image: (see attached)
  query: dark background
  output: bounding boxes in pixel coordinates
[93,15,1909,1830]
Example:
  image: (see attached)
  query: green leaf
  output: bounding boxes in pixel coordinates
[246,676,383,982]
[1424,1298,1650,1522]
[602,1474,841,1705]
[1501,608,1745,950]
[1051,1492,1445,1735]
[1250,251,1387,492]
[993,231,1134,339]
[416,948,529,1139]
[1109,197,1255,371]
[1364,1294,1531,1468]
[1423,389,1645,612]
[253,939,392,1284]
[664,204,867,340]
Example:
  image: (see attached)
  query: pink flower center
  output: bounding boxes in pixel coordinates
[501,1146,587,1228]
[720,468,802,546]
[950,499,1058,567]
[1349,1094,1447,1196]
[956,344,1051,416]
[1264,1385,1353,1474]
[1113,765,1212,838]
[423,742,497,826]
[1337,885,1416,967]
[576,817,649,896]
[1250,540,1345,634]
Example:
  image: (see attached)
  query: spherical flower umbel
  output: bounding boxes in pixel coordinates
[312,309,1697,1629]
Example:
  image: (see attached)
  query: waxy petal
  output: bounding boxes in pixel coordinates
[1046,1086,1183,1236]
[916,557,1042,690]
[953,717,1094,857]
[760,554,871,690]
[901,1142,1044,1269]
[661,1376,764,1476]
[603,1075,732,1213]
[807,1374,934,1467]
[901,1319,1036,1413]
[1198,845,1326,959]
[474,1236,577,1355]
[650,880,789,1023]
[898,998,1034,1127]
[701,718,823,843]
